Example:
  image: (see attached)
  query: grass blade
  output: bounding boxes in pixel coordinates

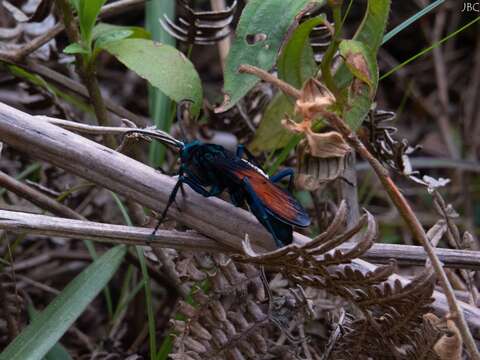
[380,16,480,80]
[111,193,157,360]
[382,0,445,45]
[146,0,176,167]
[0,246,126,360]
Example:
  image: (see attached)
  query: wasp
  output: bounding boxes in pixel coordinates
[130,107,310,248]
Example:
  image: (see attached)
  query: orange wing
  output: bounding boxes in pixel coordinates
[234,168,310,227]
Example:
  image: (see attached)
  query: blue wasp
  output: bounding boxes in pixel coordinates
[133,104,311,248]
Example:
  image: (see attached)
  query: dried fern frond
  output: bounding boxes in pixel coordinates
[329,272,437,360]
[160,0,237,45]
[239,201,376,272]
[0,271,24,346]
[359,108,421,178]
[169,252,307,359]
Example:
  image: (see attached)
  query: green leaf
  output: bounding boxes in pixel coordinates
[335,0,390,129]
[0,246,126,360]
[26,305,72,360]
[92,23,151,41]
[249,93,296,154]
[277,15,326,89]
[335,0,390,89]
[69,0,80,12]
[343,87,372,131]
[78,0,107,45]
[338,39,377,92]
[102,38,202,115]
[95,29,134,49]
[63,42,89,55]
[219,0,325,111]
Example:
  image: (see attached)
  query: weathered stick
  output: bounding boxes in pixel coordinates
[0,102,480,330]
[2,210,480,270]
[0,210,225,252]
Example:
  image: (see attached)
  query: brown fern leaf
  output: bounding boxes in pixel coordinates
[160,0,237,45]
[239,201,376,275]
[402,317,442,360]
[0,271,24,347]
[170,252,303,359]
[329,316,399,360]
[326,260,396,288]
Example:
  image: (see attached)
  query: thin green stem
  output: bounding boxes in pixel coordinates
[380,16,480,80]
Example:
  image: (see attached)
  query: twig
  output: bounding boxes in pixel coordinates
[242,64,480,359]
[0,210,229,253]
[238,65,301,99]
[326,111,480,360]
[3,209,480,268]
[1,102,480,331]
[0,0,144,62]
[0,170,83,220]
[430,9,458,158]
[35,115,158,137]
[22,61,149,127]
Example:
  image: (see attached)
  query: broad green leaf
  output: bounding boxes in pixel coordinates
[102,39,202,115]
[92,23,151,41]
[219,0,324,111]
[249,93,297,154]
[0,246,126,360]
[277,15,326,89]
[95,29,134,49]
[63,42,89,55]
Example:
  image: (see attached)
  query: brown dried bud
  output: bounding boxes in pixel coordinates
[295,78,336,121]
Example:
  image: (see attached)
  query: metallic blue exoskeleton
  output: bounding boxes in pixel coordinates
[152,138,311,248]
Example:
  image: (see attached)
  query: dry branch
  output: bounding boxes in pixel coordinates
[2,209,480,270]
[0,102,480,331]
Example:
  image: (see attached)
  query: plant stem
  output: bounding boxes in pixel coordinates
[241,64,480,360]
[320,3,342,101]
[321,112,480,360]
[55,0,116,149]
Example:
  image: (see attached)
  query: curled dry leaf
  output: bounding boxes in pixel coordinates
[304,131,350,158]
[433,319,462,360]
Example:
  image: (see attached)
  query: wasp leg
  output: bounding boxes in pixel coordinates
[270,168,295,192]
[181,178,222,198]
[150,177,222,240]
[242,177,284,248]
[150,176,185,240]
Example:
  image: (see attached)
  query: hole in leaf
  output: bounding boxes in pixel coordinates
[245,33,267,45]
